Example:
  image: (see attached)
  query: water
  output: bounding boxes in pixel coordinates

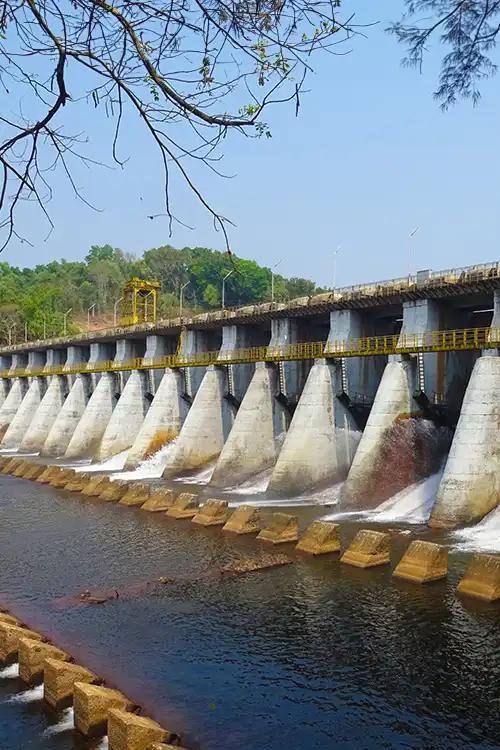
[1,473,500,750]
[73,450,129,474]
[455,506,500,553]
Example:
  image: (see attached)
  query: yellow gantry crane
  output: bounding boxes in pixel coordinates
[120,277,161,326]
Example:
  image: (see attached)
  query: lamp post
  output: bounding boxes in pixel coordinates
[409,226,419,280]
[24,322,28,342]
[180,281,190,319]
[43,316,47,339]
[63,308,72,336]
[333,245,342,291]
[222,270,234,310]
[7,324,15,345]
[87,303,96,331]
[271,259,283,303]
[113,297,123,326]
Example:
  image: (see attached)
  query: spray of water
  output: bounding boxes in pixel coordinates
[175,460,216,486]
[324,466,445,525]
[97,737,109,750]
[0,663,19,679]
[7,684,44,703]
[74,450,129,474]
[43,707,74,735]
[113,440,178,481]
[228,479,343,508]
[455,507,500,553]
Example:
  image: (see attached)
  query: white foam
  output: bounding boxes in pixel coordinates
[228,480,343,508]
[324,468,444,525]
[43,707,74,734]
[223,468,272,496]
[8,684,44,702]
[74,450,129,474]
[455,506,500,553]
[0,663,19,679]
[175,460,216,486]
[97,737,109,750]
[113,440,178,481]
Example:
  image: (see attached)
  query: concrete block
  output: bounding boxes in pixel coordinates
[120,483,152,507]
[50,468,76,487]
[147,745,189,750]
[98,480,129,503]
[0,623,43,664]
[65,472,92,492]
[43,657,98,709]
[393,540,448,583]
[340,529,390,568]
[0,613,20,626]
[166,493,199,519]
[37,465,58,483]
[257,513,299,544]
[296,521,341,555]
[82,475,110,497]
[192,499,229,526]
[74,682,134,737]
[0,456,9,471]
[12,460,28,476]
[23,463,47,480]
[18,637,69,684]
[140,487,175,512]
[108,708,176,750]
[223,506,261,535]
[3,458,23,475]
[457,554,500,601]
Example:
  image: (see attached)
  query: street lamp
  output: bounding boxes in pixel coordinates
[179,281,190,319]
[87,303,96,331]
[333,246,342,291]
[113,297,123,327]
[222,270,234,310]
[409,226,419,280]
[271,259,283,303]
[63,308,72,336]
[43,316,47,339]
[7,323,16,345]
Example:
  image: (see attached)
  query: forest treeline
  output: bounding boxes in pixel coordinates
[0,245,323,344]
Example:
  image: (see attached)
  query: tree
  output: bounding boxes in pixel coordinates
[0,0,358,251]
[389,2,500,108]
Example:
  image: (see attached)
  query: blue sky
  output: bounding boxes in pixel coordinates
[3,1,499,286]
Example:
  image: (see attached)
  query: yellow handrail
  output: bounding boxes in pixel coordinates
[0,326,498,379]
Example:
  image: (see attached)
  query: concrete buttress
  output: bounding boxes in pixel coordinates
[1,377,45,448]
[95,370,150,461]
[42,375,91,456]
[0,379,28,440]
[64,372,117,459]
[19,375,67,452]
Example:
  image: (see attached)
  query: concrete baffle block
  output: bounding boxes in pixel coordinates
[99,480,129,503]
[457,554,500,601]
[107,708,176,750]
[82,475,110,497]
[37,465,57,483]
[74,682,134,738]
[257,513,299,544]
[223,506,261,535]
[296,521,341,555]
[0,613,21,626]
[341,529,391,568]
[147,745,189,750]
[0,456,9,471]
[51,468,76,488]
[0,623,43,664]
[120,483,152,507]
[65,472,92,492]
[393,540,448,584]
[1,457,20,474]
[12,460,29,477]
[192,499,229,526]
[23,463,47,480]
[18,637,69,684]
[140,487,175,512]
[166,493,199,519]
[43,657,98,709]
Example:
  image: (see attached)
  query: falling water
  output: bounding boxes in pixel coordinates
[113,440,178,481]
[7,684,44,703]
[97,737,109,750]
[0,663,19,679]
[455,507,500,553]
[74,450,130,473]
[174,459,216,485]
[43,706,74,734]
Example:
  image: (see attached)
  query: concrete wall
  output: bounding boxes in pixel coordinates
[0,379,9,410]
[1,376,46,448]
[64,372,118,459]
[0,378,28,438]
[95,369,150,461]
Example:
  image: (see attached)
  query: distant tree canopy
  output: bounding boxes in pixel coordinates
[0,244,324,344]
[390,1,500,108]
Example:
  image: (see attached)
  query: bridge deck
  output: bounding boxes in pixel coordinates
[2,327,498,378]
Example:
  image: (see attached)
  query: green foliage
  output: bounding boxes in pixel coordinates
[0,244,320,344]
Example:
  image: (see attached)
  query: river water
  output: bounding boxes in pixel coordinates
[1,470,500,750]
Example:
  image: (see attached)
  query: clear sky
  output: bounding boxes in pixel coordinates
[3,1,500,286]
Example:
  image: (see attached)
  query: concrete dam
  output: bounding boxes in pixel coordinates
[0,261,498,531]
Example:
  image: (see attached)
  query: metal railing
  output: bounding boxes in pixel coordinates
[0,326,498,379]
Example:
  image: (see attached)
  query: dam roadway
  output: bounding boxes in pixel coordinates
[0,260,498,529]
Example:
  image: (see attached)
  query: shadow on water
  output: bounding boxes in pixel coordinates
[1,474,500,749]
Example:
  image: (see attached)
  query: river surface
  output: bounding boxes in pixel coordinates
[1,471,500,750]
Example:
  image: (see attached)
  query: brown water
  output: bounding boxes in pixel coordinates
[1,472,500,750]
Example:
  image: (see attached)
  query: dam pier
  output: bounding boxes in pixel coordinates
[0,261,498,529]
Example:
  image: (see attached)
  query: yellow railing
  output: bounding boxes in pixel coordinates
[0,326,498,379]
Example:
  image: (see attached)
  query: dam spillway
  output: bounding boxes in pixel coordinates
[0,261,498,529]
